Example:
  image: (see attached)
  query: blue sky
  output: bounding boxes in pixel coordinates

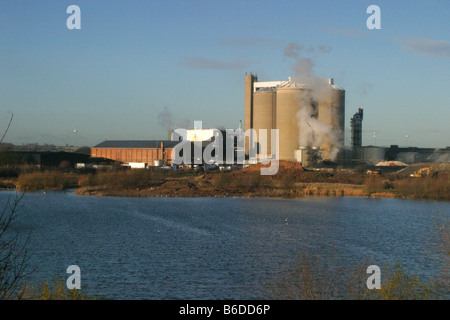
[0,0,448,148]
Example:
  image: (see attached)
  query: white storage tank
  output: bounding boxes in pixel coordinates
[129,162,147,169]
[153,159,161,167]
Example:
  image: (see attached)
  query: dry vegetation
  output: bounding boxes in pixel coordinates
[364,174,450,200]
[19,278,98,300]
[270,248,447,300]
[3,161,449,200]
[269,216,449,300]
[15,171,79,191]
[269,255,436,300]
[78,168,163,189]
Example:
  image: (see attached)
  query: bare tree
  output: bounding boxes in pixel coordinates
[0,113,13,145]
[0,113,32,299]
[0,193,31,299]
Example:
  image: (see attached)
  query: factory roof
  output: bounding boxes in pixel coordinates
[94,140,179,149]
[254,87,276,93]
[255,77,344,91]
[277,81,309,89]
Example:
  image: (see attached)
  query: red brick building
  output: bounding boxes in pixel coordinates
[91,140,178,166]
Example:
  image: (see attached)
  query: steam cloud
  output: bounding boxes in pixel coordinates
[157,107,190,131]
[284,42,342,160]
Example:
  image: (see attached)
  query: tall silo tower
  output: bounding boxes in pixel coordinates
[275,82,307,161]
[317,79,345,159]
[351,107,363,160]
[253,89,276,158]
[244,73,257,156]
[245,75,345,163]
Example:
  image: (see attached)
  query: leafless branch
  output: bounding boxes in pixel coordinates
[0,193,32,300]
[0,113,14,145]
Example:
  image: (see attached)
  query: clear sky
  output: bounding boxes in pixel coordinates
[0,0,448,148]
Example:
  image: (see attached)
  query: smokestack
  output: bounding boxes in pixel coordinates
[328,78,334,85]
[244,73,256,156]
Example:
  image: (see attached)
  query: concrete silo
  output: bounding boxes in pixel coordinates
[317,79,345,159]
[245,74,345,163]
[253,90,276,158]
[275,84,306,161]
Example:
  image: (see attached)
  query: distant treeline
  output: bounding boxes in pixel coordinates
[0,151,29,166]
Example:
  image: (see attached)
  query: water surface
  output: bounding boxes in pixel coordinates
[1,191,448,299]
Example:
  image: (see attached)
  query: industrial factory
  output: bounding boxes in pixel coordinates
[244,73,345,165]
[86,73,448,169]
[91,140,178,168]
[350,107,364,161]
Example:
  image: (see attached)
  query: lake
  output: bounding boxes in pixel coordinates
[1,191,448,299]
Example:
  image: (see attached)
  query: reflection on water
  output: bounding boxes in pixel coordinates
[1,191,448,299]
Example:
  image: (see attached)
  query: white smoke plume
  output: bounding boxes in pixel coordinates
[157,107,190,131]
[284,43,342,160]
[283,43,302,58]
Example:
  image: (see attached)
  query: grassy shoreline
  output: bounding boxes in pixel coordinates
[1,163,448,201]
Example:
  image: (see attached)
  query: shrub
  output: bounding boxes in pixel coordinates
[0,167,20,178]
[0,194,29,300]
[269,252,371,300]
[370,264,437,300]
[364,176,384,194]
[79,169,163,189]
[384,181,394,190]
[269,252,440,300]
[394,176,449,200]
[16,171,79,191]
[21,278,99,300]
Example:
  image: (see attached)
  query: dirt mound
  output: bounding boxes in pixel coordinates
[235,160,304,176]
[395,162,450,176]
[157,179,198,191]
